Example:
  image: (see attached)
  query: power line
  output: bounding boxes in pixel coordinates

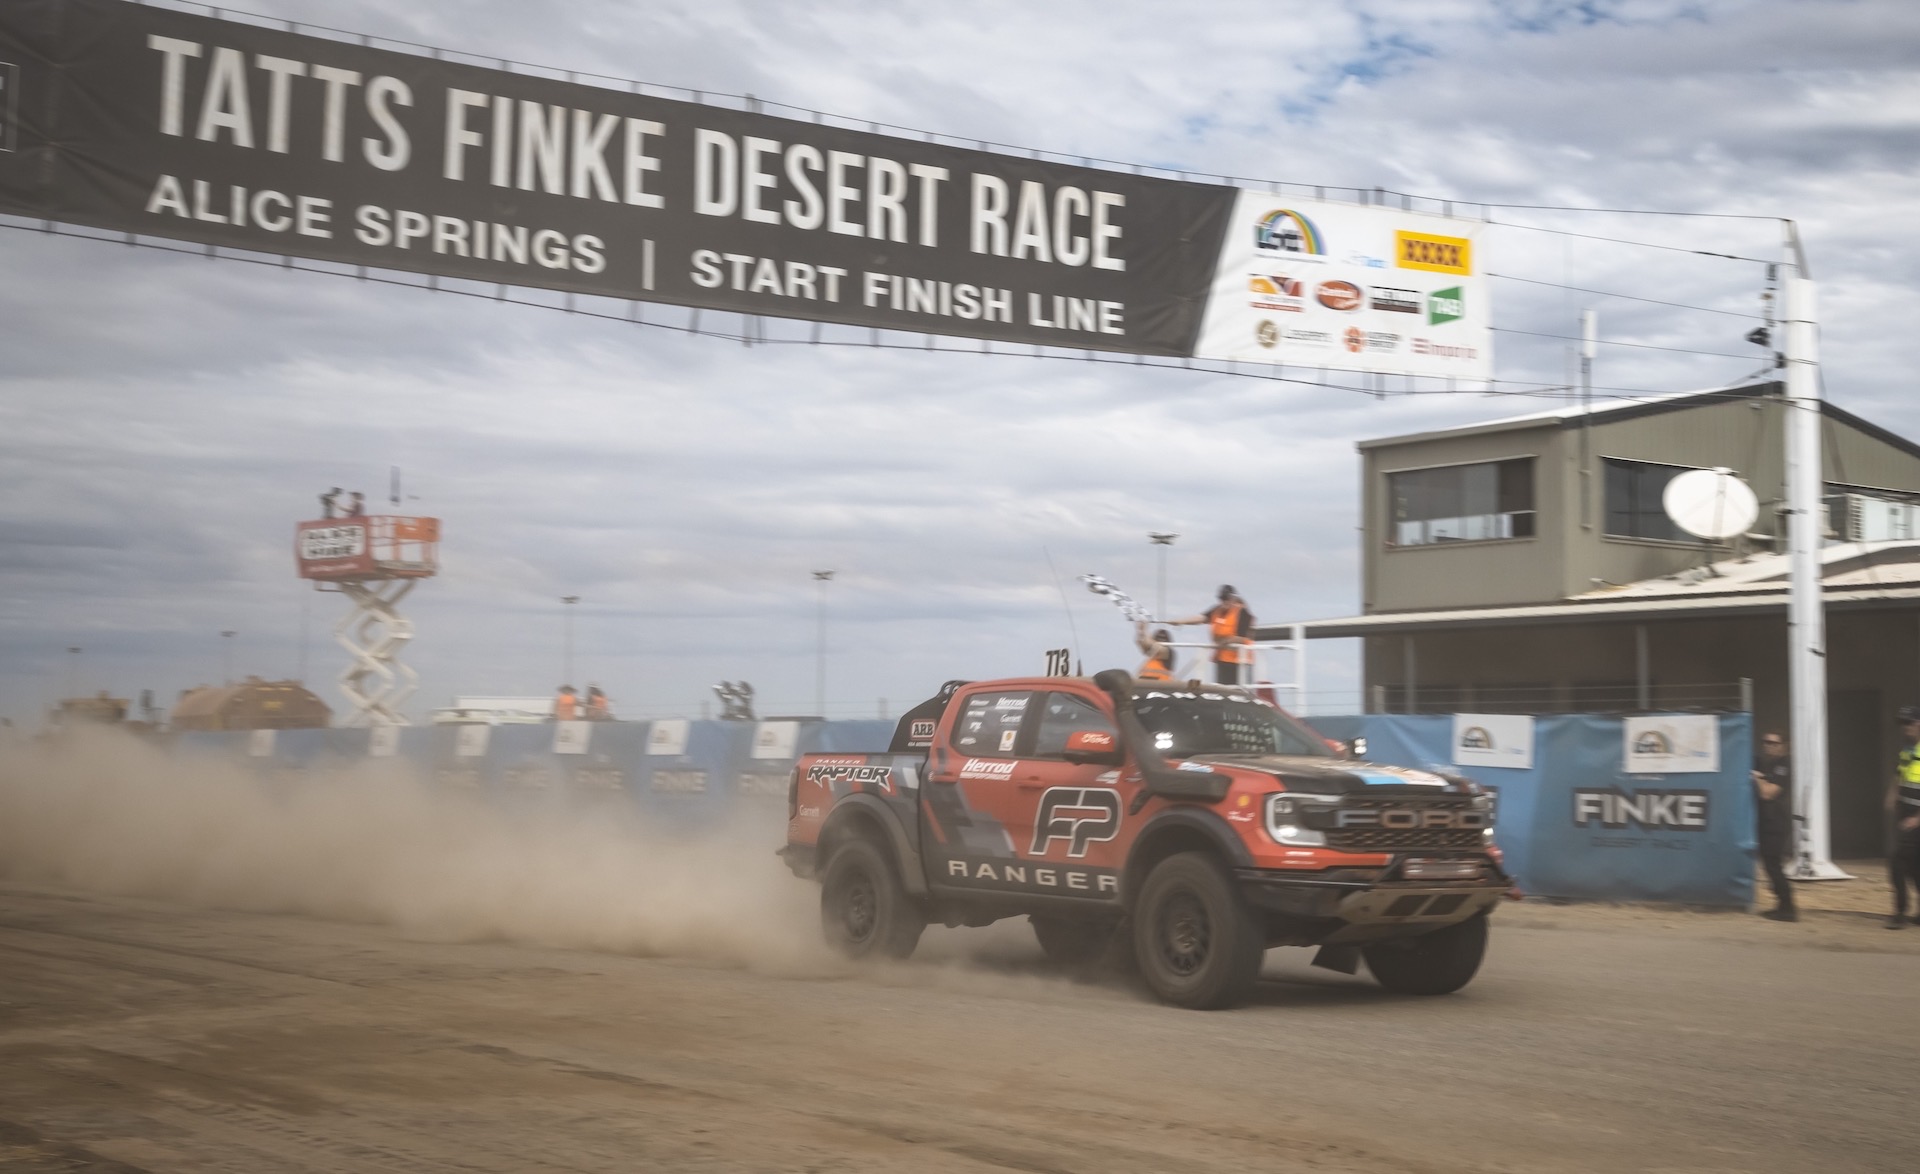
[1485,218,1771,264]
[0,217,1773,409]
[1489,272,1765,319]
[1491,326,1762,362]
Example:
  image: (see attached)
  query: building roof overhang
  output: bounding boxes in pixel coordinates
[1263,540,1920,640]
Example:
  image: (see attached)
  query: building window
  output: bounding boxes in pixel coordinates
[1603,458,1693,541]
[1386,458,1535,546]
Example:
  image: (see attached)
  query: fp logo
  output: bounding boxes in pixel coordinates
[1029,787,1121,858]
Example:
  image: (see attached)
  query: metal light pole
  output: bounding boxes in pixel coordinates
[220,630,236,684]
[1148,533,1178,619]
[64,646,80,697]
[560,596,580,686]
[1780,224,1846,880]
[813,571,834,717]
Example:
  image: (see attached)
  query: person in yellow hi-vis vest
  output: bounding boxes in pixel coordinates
[1888,705,1920,929]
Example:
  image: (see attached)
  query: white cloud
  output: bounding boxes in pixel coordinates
[3,0,1916,723]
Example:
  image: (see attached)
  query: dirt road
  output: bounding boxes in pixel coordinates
[2,880,1917,1174]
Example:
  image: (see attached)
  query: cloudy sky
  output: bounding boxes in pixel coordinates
[3,0,1917,725]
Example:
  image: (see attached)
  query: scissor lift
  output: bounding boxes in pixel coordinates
[294,514,439,727]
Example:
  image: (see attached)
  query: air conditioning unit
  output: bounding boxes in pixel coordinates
[1825,493,1920,543]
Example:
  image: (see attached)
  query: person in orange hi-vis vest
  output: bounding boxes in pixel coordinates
[553,685,579,721]
[1135,621,1176,681]
[1170,585,1255,686]
[585,685,611,721]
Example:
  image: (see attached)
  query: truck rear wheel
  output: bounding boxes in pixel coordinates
[1030,915,1112,971]
[1362,914,1488,995]
[1132,852,1265,1009]
[820,839,925,960]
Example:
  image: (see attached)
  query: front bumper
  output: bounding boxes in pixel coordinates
[1235,856,1507,943]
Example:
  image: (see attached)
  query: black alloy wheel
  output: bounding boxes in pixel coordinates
[820,838,925,960]
[1131,851,1265,1009]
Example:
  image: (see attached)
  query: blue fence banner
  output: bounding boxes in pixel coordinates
[179,711,1755,905]
[1307,713,1754,906]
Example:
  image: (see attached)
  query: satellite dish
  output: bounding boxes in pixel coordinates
[1663,467,1759,541]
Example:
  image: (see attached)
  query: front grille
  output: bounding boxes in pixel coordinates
[1324,826,1486,851]
[1316,796,1487,852]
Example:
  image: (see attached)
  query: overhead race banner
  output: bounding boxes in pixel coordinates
[0,0,1492,375]
[1192,191,1492,378]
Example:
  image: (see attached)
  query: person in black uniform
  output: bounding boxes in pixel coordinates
[1750,730,1797,921]
[1887,706,1920,929]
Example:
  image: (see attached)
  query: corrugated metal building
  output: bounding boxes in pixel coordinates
[1264,381,1920,857]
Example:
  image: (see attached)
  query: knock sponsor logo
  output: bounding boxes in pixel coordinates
[1395,231,1472,275]
[1573,787,1710,831]
[1029,787,1122,857]
[1428,286,1464,325]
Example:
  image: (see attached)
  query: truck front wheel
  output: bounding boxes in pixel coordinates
[1132,852,1265,1009]
[820,839,925,960]
[1362,914,1488,995]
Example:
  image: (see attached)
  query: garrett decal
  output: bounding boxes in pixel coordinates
[1029,787,1122,857]
[1315,280,1364,310]
[1573,787,1709,831]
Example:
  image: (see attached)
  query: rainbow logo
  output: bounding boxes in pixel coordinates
[1254,208,1324,255]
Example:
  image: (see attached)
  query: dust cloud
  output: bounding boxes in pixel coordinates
[0,731,840,976]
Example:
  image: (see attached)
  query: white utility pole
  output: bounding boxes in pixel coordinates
[1149,533,1177,619]
[813,571,834,717]
[1782,223,1846,880]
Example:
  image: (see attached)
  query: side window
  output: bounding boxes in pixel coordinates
[1032,692,1117,759]
[950,691,1036,757]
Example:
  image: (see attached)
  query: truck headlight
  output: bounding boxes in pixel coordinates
[1265,794,1327,847]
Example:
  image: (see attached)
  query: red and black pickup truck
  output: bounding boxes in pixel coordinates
[780,670,1508,1009]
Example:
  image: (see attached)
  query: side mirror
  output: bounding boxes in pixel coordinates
[1062,728,1124,766]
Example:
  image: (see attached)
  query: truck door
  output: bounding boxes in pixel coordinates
[1002,691,1132,900]
[923,688,1042,891]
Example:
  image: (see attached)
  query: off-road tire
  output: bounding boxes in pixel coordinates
[1132,852,1265,1009]
[1363,914,1488,995]
[1030,915,1113,972]
[820,839,925,960]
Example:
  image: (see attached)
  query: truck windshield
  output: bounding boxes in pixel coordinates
[1131,692,1331,759]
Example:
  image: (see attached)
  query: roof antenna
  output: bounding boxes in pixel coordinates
[1043,547,1081,670]
[389,466,401,507]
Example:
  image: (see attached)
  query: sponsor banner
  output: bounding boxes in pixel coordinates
[1191,191,1491,378]
[1309,712,1752,905]
[751,720,799,760]
[0,0,1233,356]
[645,718,689,756]
[1451,713,1534,770]
[552,719,592,755]
[454,723,490,758]
[1623,714,1719,774]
